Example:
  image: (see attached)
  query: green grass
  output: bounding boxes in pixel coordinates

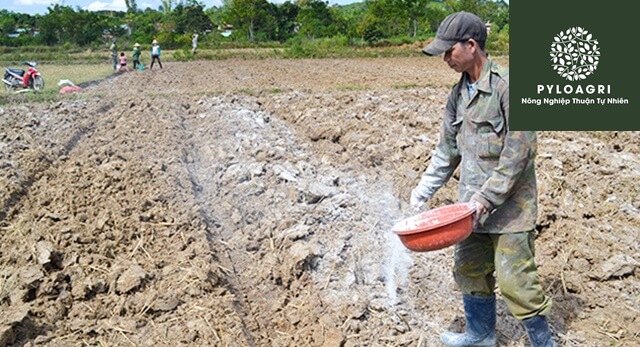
[38,63,113,91]
[336,85,367,91]
[266,87,286,94]
[237,88,256,96]
[0,63,113,105]
[393,83,419,89]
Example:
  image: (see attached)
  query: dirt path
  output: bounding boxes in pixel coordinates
[1,57,639,347]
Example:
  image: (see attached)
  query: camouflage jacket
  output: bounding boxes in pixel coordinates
[419,58,537,233]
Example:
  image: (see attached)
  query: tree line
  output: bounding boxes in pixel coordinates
[0,0,508,52]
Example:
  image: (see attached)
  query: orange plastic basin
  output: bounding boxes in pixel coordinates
[392,203,476,252]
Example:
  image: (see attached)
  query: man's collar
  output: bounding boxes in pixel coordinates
[464,58,493,94]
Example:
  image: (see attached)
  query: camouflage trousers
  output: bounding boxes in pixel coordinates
[453,231,552,320]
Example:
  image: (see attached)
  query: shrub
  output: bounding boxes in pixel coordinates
[172,48,195,61]
[283,37,320,58]
[486,24,509,55]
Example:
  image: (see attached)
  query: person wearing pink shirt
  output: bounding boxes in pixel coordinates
[116,52,130,73]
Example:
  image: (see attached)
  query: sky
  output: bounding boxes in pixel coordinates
[2,0,361,15]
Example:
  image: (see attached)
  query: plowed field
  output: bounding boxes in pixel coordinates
[1,57,639,347]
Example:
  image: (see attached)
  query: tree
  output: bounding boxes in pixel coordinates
[224,0,271,41]
[37,5,106,46]
[483,0,508,31]
[0,10,18,35]
[399,0,430,37]
[297,0,338,39]
[0,10,40,46]
[423,1,447,33]
[205,5,226,31]
[160,0,174,14]
[266,1,299,42]
[357,0,406,42]
[335,2,366,43]
[129,8,163,45]
[445,0,482,16]
[444,0,508,26]
[172,3,213,34]
[125,0,138,12]
[0,10,38,34]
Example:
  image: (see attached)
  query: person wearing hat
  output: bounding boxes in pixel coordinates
[150,39,162,70]
[191,33,199,55]
[110,38,118,71]
[410,11,556,347]
[132,43,142,70]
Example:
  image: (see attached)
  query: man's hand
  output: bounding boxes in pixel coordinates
[410,189,429,211]
[470,199,487,228]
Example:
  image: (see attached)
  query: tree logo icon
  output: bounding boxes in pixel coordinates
[550,27,600,81]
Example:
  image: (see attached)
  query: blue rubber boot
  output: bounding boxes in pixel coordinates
[523,315,556,347]
[440,294,496,347]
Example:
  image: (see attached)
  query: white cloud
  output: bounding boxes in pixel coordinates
[139,2,155,10]
[86,0,127,12]
[14,0,54,5]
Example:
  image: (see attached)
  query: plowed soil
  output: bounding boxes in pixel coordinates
[1,57,639,347]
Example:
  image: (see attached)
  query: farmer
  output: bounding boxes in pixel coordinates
[150,39,163,70]
[132,43,141,70]
[191,33,199,55]
[410,11,556,347]
[110,38,118,71]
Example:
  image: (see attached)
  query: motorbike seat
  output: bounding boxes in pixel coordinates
[7,68,25,76]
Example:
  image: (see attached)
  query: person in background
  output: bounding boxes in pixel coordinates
[191,33,199,55]
[132,43,141,70]
[110,38,118,71]
[150,39,163,70]
[116,52,129,73]
[410,11,556,347]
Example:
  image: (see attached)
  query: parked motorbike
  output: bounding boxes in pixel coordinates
[3,61,45,92]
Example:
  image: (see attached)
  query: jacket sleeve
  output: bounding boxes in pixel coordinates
[415,89,462,198]
[472,87,536,211]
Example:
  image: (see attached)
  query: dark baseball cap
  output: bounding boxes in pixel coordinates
[422,11,487,56]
